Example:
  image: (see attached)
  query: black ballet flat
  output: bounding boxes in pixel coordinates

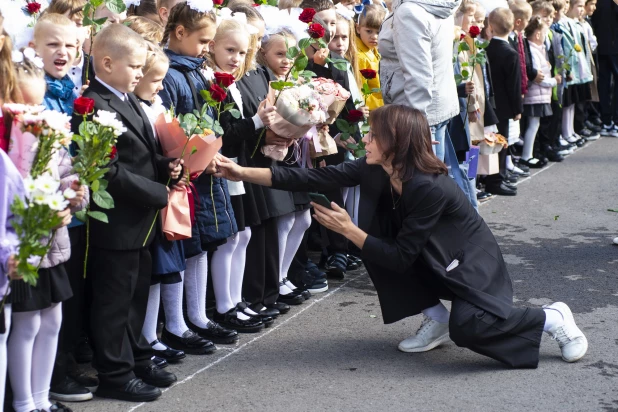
[150,339,186,363]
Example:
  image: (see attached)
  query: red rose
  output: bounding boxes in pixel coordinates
[73,97,95,115]
[109,146,117,160]
[459,33,466,41]
[213,0,224,4]
[213,72,235,88]
[308,23,325,39]
[25,1,41,14]
[359,69,377,80]
[469,25,481,38]
[299,8,317,23]
[210,84,227,102]
[346,110,364,123]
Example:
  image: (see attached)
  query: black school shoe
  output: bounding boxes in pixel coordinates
[134,363,177,388]
[96,378,161,402]
[282,277,311,300]
[323,252,347,279]
[266,302,290,314]
[49,402,73,411]
[239,302,276,327]
[50,376,93,402]
[161,329,216,355]
[213,308,264,333]
[152,356,168,369]
[150,339,186,363]
[187,320,239,344]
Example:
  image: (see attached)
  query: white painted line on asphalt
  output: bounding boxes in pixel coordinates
[126,273,365,412]
[479,137,603,207]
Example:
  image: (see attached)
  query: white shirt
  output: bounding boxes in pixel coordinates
[69,53,84,94]
[95,76,127,101]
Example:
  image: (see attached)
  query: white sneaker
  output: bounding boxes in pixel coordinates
[601,124,618,137]
[543,302,588,363]
[613,237,618,245]
[398,316,450,353]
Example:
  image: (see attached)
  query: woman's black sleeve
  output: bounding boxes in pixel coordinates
[270,158,364,192]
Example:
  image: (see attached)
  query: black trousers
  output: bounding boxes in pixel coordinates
[242,218,279,309]
[598,54,618,125]
[574,102,587,133]
[537,100,563,153]
[288,231,309,286]
[449,299,545,368]
[484,119,510,187]
[88,247,153,387]
[52,225,89,386]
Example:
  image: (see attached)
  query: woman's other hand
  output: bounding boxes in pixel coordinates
[311,202,354,236]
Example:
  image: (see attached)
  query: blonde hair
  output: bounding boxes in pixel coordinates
[207,19,256,81]
[91,23,147,72]
[509,0,533,20]
[336,16,361,90]
[488,7,514,36]
[257,28,295,68]
[530,0,554,15]
[226,0,254,8]
[124,15,164,43]
[474,1,486,21]
[144,42,169,74]
[356,4,386,29]
[278,0,303,9]
[34,13,76,41]
[46,0,87,21]
[551,0,566,12]
[14,51,45,85]
[455,0,477,24]
[162,1,217,45]
[0,12,22,104]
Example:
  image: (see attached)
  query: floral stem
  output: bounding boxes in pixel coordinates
[211,175,218,232]
[83,215,90,278]
[83,10,94,82]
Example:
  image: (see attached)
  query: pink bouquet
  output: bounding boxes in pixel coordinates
[311,77,350,124]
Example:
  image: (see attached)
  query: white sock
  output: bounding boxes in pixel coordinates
[276,213,295,283]
[562,105,575,139]
[161,276,189,337]
[506,155,514,171]
[143,284,165,349]
[279,284,294,295]
[281,210,311,289]
[543,308,564,332]
[184,252,211,329]
[33,303,62,411]
[522,116,541,161]
[212,234,240,315]
[8,310,39,412]
[421,302,450,324]
[230,228,251,307]
[237,311,252,321]
[0,304,12,410]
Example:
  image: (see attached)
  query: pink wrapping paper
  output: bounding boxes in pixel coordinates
[7,120,37,178]
[155,113,222,176]
[161,188,192,241]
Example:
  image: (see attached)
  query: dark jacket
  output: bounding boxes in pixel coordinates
[509,33,538,82]
[159,50,237,256]
[72,79,172,250]
[270,159,515,324]
[591,0,618,55]
[486,39,523,121]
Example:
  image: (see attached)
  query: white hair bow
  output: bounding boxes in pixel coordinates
[217,7,259,34]
[335,3,355,20]
[12,47,44,69]
[124,0,141,7]
[186,0,214,13]
[256,5,309,42]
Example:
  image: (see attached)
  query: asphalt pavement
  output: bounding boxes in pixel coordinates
[73,136,618,412]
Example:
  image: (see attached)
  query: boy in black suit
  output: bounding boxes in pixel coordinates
[73,24,181,402]
[484,8,523,196]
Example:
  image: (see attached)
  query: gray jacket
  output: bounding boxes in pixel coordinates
[378,0,461,126]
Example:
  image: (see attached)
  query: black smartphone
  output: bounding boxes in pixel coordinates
[308,193,333,209]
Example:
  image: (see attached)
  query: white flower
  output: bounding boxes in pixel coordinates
[94,110,127,134]
[186,0,213,13]
[46,193,69,211]
[27,256,41,267]
[34,174,60,195]
[63,188,77,200]
[31,190,47,205]
[23,176,36,195]
[41,110,71,134]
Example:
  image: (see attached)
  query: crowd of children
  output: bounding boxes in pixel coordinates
[0,0,614,409]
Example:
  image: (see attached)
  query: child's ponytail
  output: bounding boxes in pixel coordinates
[162,1,217,46]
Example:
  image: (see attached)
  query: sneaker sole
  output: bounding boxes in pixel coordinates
[95,389,161,402]
[307,285,329,293]
[398,333,450,353]
[543,302,588,362]
[49,392,94,402]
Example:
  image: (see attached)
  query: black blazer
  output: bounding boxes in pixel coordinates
[486,39,523,121]
[270,159,515,324]
[72,79,173,250]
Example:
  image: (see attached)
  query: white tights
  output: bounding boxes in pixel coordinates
[0,304,12,411]
[276,210,312,294]
[522,116,541,161]
[562,104,575,140]
[8,303,62,412]
[211,234,240,315]
[184,251,210,329]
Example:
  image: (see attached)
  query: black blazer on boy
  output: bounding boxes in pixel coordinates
[486,39,523,121]
[72,79,174,250]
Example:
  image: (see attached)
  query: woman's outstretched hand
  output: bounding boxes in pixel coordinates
[214,156,243,181]
[311,202,353,236]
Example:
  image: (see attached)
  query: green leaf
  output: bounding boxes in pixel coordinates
[214,123,224,136]
[105,0,127,14]
[295,55,308,72]
[91,179,100,192]
[270,80,294,91]
[477,41,489,49]
[93,17,107,25]
[370,88,381,94]
[92,190,115,209]
[335,119,350,133]
[461,69,470,79]
[191,146,198,155]
[300,70,317,78]
[98,179,108,191]
[87,210,109,223]
[286,46,300,60]
[298,38,312,51]
[74,210,87,222]
[454,74,464,84]
[224,103,235,111]
[228,109,241,119]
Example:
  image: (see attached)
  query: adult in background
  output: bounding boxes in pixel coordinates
[591,0,618,137]
[214,105,588,368]
[378,0,460,161]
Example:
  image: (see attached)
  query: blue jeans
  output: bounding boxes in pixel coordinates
[430,120,448,161]
[458,162,478,212]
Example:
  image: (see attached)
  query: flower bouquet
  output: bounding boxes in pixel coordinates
[261,83,328,161]
[308,78,351,158]
[4,104,73,178]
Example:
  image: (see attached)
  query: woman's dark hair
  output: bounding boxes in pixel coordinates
[369,105,448,180]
